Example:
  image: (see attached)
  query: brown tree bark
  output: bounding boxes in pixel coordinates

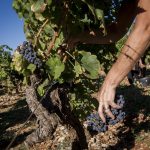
[24,74,89,149]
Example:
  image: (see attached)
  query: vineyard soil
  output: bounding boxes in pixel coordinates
[0,81,150,150]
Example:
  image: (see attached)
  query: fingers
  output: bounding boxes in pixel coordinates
[98,101,120,122]
[105,108,115,120]
[104,102,114,119]
[98,104,106,123]
[110,101,122,109]
[98,104,114,122]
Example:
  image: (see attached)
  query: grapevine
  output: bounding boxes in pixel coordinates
[12,0,130,121]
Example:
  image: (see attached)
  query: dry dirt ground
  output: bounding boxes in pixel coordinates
[0,84,150,150]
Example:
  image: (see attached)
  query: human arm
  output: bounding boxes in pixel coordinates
[97,0,150,122]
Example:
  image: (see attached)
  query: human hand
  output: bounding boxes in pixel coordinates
[97,83,121,123]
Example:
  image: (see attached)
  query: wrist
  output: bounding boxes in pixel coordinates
[104,76,118,89]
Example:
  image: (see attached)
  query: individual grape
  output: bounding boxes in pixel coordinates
[23,41,28,47]
[108,120,115,125]
[112,109,118,115]
[103,125,107,131]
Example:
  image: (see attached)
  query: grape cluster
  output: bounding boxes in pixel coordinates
[86,95,126,133]
[17,41,42,68]
[105,0,124,22]
[87,113,108,132]
[108,95,126,125]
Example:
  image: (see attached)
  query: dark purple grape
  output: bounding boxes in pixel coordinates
[23,41,28,47]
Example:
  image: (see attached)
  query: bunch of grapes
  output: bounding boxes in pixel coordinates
[87,113,108,132]
[17,41,42,68]
[105,0,124,22]
[86,95,126,133]
[108,95,126,125]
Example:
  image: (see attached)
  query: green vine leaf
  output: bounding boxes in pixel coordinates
[12,51,26,72]
[95,9,104,21]
[81,0,96,21]
[39,40,46,50]
[37,79,49,96]
[22,68,31,77]
[27,64,36,73]
[80,51,100,79]
[35,13,45,21]
[46,55,65,79]
[31,0,47,13]
[12,1,20,10]
[0,69,7,79]
[74,61,83,77]
[46,0,52,6]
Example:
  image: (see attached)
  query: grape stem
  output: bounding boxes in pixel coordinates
[46,31,58,56]
[63,55,68,63]
[65,51,75,60]
[34,19,49,47]
[46,1,69,57]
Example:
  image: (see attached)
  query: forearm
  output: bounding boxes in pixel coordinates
[97,0,150,122]
[104,25,150,88]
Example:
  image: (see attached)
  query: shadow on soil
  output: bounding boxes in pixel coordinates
[0,97,35,150]
[108,85,150,150]
[0,85,150,150]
